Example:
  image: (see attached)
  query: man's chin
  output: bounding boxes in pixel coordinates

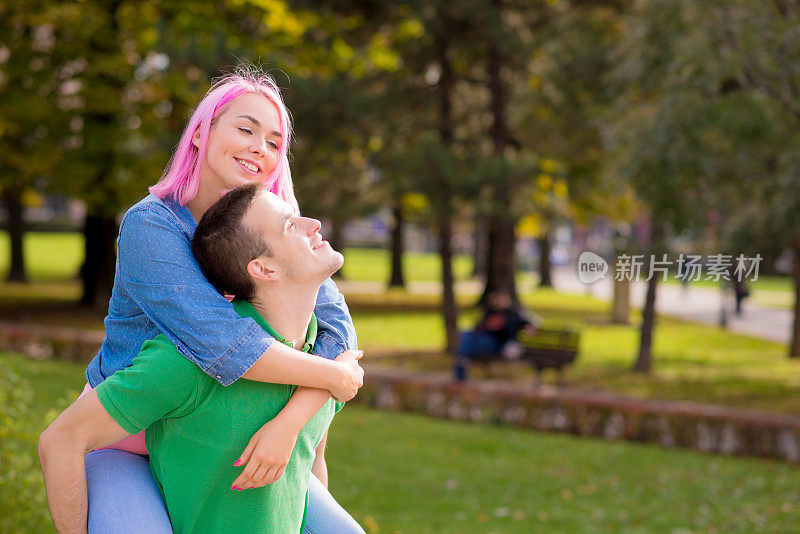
[327,251,345,277]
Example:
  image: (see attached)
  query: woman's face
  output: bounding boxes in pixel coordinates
[195,92,282,193]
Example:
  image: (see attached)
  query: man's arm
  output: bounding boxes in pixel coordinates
[312,432,329,488]
[38,391,131,534]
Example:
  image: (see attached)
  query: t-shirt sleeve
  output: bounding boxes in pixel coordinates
[96,336,201,435]
[334,401,345,414]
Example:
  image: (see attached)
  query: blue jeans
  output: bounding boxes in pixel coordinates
[85,449,364,533]
[304,473,366,534]
[454,330,503,381]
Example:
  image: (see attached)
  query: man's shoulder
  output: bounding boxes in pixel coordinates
[134,334,202,379]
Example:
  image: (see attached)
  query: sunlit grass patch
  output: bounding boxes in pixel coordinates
[4,352,800,534]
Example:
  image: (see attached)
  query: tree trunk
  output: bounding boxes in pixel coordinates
[472,218,488,279]
[538,230,552,288]
[633,223,664,373]
[435,7,458,354]
[81,214,118,310]
[481,20,519,305]
[790,235,800,357]
[612,275,631,325]
[2,184,27,283]
[633,271,658,373]
[388,201,405,288]
[482,215,518,305]
[439,215,458,353]
[80,0,124,310]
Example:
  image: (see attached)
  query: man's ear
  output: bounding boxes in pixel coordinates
[247,257,279,282]
[191,126,202,149]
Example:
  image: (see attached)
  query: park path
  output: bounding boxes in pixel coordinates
[550,267,792,344]
[338,268,793,344]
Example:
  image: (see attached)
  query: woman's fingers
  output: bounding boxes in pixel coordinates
[232,459,290,490]
[239,463,270,490]
[233,439,256,468]
[231,451,262,489]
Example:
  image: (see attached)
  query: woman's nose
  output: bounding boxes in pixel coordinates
[250,138,267,155]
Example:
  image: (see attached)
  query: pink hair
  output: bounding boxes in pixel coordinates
[150,69,298,211]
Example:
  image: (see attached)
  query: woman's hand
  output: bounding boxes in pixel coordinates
[231,418,299,490]
[330,350,364,402]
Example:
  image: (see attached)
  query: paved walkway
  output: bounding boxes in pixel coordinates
[551,268,792,344]
[338,269,794,344]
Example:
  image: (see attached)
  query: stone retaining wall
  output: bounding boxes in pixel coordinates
[358,365,800,463]
[3,321,798,462]
[0,321,102,361]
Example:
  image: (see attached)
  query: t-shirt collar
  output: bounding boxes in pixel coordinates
[232,299,317,353]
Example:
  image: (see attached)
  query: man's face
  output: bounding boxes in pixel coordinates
[243,191,343,284]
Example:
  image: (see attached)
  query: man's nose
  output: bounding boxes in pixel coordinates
[304,217,321,235]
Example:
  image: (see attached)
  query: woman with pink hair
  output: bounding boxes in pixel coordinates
[76,69,365,533]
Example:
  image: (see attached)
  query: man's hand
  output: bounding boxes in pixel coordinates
[330,349,364,402]
[231,417,299,490]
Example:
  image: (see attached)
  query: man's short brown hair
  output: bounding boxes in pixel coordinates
[192,183,271,299]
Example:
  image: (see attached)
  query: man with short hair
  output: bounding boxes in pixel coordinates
[39,183,362,533]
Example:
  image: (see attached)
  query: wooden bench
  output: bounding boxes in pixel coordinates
[471,327,580,385]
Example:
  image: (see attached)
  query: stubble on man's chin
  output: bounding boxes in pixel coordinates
[328,252,345,277]
[280,252,344,284]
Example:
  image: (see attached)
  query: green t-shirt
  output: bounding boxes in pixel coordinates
[96,299,342,534]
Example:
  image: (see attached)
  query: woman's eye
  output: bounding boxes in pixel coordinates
[238,128,252,135]
[268,140,279,150]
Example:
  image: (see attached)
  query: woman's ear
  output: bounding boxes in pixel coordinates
[191,126,202,149]
[247,257,278,282]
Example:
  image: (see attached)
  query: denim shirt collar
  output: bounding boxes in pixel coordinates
[160,195,198,237]
[232,299,317,353]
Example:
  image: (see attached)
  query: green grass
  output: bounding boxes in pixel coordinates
[354,288,800,414]
[2,232,799,411]
[0,232,84,281]
[3,352,800,533]
[340,247,475,283]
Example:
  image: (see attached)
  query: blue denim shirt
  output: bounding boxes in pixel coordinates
[85,194,357,387]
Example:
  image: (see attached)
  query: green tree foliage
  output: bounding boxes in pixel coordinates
[602,0,798,368]
[0,0,70,282]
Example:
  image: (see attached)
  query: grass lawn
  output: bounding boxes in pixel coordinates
[340,247,476,283]
[1,232,800,413]
[0,232,84,281]
[2,352,799,534]
[0,232,477,285]
[353,288,800,414]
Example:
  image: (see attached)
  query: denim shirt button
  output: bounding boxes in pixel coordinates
[216,375,221,380]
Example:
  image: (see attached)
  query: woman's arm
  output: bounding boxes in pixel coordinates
[230,387,331,490]
[311,278,359,358]
[242,344,363,401]
[116,203,357,392]
[311,432,329,488]
[232,348,361,490]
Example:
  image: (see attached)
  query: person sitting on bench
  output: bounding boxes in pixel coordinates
[454,290,538,381]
